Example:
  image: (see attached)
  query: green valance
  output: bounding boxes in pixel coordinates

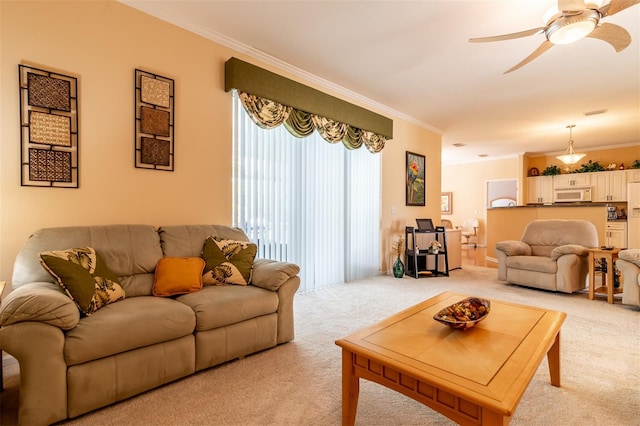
[224,57,393,140]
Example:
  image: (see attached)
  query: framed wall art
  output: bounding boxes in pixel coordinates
[406,151,425,206]
[441,192,452,214]
[19,64,79,188]
[134,69,174,171]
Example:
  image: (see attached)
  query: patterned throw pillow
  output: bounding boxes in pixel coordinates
[201,236,257,286]
[38,247,125,315]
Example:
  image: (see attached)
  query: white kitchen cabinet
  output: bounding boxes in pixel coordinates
[605,222,627,249]
[592,171,627,202]
[553,174,591,188]
[627,169,640,183]
[526,176,553,204]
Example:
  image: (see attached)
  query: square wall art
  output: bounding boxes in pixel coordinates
[19,64,79,188]
[135,69,174,171]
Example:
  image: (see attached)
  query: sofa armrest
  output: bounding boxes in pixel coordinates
[550,244,590,261]
[0,282,79,330]
[0,321,68,425]
[251,259,301,291]
[619,249,640,268]
[495,240,531,256]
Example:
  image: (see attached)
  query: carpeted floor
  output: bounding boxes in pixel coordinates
[2,266,639,425]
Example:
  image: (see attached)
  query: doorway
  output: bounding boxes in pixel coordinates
[486,179,517,208]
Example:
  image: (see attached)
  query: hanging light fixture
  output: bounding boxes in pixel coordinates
[556,124,586,165]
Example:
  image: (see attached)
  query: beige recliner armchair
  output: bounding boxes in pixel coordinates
[616,249,640,306]
[495,219,598,293]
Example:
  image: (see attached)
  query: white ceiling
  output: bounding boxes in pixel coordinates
[122,0,640,164]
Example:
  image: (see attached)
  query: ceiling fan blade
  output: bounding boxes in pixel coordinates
[469,27,544,43]
[599,0,640,17]
[587,22,632,51]
[504,41,554,74]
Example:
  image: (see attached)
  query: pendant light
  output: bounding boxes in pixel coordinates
[556,124,585,165]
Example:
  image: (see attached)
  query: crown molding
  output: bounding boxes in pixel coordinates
[119,1,443,137]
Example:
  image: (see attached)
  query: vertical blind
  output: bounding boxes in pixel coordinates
[232,91,381,292]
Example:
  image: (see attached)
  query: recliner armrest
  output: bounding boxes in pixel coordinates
[618,249,640,268]
[550,244,590,260]
[495,240,531,256]
[251,258,301,291]
[0,282,79,329]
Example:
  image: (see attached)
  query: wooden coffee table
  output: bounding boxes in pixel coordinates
[335,291,566,425]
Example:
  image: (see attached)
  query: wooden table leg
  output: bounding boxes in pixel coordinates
[342,350,359,426]
[481,409,510,426]
[605,254,614,304]
[588,252,595,300]
[547,332,561,387]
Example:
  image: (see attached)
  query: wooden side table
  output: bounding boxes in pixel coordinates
[588,248,622,304]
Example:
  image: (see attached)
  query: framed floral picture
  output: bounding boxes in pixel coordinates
[406,151,425,206]
[441,192,452,214]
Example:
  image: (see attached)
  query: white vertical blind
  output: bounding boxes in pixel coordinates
[232,92,380,292]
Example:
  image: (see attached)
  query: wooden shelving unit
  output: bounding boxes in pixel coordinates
[405,226,449,278]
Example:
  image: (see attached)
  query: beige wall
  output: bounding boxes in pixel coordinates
[380,120,442,273]
[525,145,640,174]
[441,157,522,247]
[0,1,442,283]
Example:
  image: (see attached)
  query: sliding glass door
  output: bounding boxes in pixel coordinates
[232,92,380,292]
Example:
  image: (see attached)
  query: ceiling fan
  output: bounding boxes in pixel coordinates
[469,0,640,73]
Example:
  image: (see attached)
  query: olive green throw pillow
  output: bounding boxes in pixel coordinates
[38,247,125,315]
[201,236,257,286]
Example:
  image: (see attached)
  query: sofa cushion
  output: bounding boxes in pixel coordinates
[158,224,250,258]
[39,247,125,315]
[505,255,558,274]
[64,296,196,366]
[152,257,205,297]
[176,285,278,331]
[521,219,598,248]
[12,225,162,299]
[201,236,257,286]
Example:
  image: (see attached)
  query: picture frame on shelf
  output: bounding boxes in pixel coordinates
[441,192,452,214]
[406,151,425,206]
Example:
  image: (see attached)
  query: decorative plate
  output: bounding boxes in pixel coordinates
[433,297,491,330]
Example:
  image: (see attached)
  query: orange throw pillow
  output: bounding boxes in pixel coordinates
[153,257,205,297]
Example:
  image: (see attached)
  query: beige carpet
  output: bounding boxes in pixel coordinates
[2,266,639,425]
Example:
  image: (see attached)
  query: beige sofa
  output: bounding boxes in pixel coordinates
[616,249,640,306]
[0,224,300,425]
[495,219,598,293]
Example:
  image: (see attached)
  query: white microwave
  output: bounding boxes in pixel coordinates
[554,187,592,203]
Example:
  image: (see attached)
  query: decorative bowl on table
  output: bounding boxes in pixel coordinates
[433,297,491,330]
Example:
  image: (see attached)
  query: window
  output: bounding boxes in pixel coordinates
[232,92,380,292]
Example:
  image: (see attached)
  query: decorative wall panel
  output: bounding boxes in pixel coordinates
[19,65,78,188]
[135,69,174,171]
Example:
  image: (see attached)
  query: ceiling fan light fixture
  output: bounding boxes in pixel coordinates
[546,10,599,45]
[556,124,586,165]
